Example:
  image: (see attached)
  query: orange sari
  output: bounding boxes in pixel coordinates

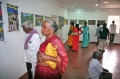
[67,25,74,47]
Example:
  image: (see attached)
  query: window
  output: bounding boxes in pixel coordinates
[107,16,120,34]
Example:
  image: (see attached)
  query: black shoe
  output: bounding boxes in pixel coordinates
[72,50,78,52]
[68,45,72,48]
[81,46,87,48]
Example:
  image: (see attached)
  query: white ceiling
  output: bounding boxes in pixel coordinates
[57,0,120,10]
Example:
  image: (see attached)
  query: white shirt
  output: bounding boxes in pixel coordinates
[109,24,116,34]
[96,27,100,36]
[23,33,41,63]
[22,33,45,77]
[88,59,103,79]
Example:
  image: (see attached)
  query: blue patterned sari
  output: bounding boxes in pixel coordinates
[82,26,90,47]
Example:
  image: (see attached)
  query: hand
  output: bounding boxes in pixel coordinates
[79,33,82,35]
[39,53,50,62]
[81,31,83,34]
[37,51,44,62]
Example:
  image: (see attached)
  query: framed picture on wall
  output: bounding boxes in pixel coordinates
[88,20,96,25]
[70,19,77,25]
[21,12,34,26]
[35,15,43,26]
[7,4,19,32]
[79,20,86,25]
[0,3,4,41]
[97,20,105,25]
[59,16,64,29]
[51,15,58,25]
[44,16,51,19]
[64,19,68,25]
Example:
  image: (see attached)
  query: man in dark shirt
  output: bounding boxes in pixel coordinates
[98,23,109,53]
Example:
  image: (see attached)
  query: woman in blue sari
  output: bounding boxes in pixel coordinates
[80,22,90,48]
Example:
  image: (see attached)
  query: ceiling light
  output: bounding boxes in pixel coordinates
[96,4,98,6]
[74,2,76,3]
[104,1,109,3]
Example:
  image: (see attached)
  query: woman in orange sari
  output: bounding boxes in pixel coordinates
[72,24,82,51]
[34,19,68,79]
[67,22,74,48]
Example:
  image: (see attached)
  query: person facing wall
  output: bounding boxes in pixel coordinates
[22,21,41,79]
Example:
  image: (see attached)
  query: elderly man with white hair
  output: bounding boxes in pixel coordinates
[88,51,112,79]
[22,21,43,79]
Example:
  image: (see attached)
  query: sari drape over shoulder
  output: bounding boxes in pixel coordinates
[82,26,90,47]
[67,25,74,47]
[34,35,68,79]
[72,27,79,51]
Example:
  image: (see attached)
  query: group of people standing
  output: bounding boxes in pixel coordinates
[21,19,116,79]
[67,20,116,79]
[96,20,117,53]
[22,19,68,79]
[89,21,117,79]
[67,21,90,51]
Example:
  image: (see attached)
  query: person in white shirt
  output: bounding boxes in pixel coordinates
[88,51,103,79]
[95,24,100,45]
[88,51,112,79]
[22,21,44,79]
[109,20,116,45]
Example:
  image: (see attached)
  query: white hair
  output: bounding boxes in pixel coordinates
[93,51,101,59]
[43,19,58,32]
[22,21,33,29]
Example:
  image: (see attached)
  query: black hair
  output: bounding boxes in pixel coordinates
[75,24,80,30]
[70,22,74,26]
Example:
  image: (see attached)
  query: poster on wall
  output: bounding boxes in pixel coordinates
[59,16,64,29]
[70,19,77,25]
[51,15,58,24]
[44,16,51,19]
[35,15,43,26]
[64,19,68,25]
[97,20,105,25]
[0,2,4,41]
[88,20,96,25]
[7,4,19,32]
[21,12,34,26]
[79,20,86,25]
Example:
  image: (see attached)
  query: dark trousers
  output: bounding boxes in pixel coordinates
[99,68,112,79]
[99,72,112,79]
[26,62,33,79]
[97,36,100,45]
[110,34,115,44]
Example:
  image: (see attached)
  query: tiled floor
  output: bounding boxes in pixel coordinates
[20,42,120,79]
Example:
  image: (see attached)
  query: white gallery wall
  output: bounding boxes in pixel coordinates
[67,9,120,43]
[0,0,68,79]
[0,0,120,79]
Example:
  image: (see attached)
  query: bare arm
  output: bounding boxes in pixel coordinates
[37,51,58,63]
